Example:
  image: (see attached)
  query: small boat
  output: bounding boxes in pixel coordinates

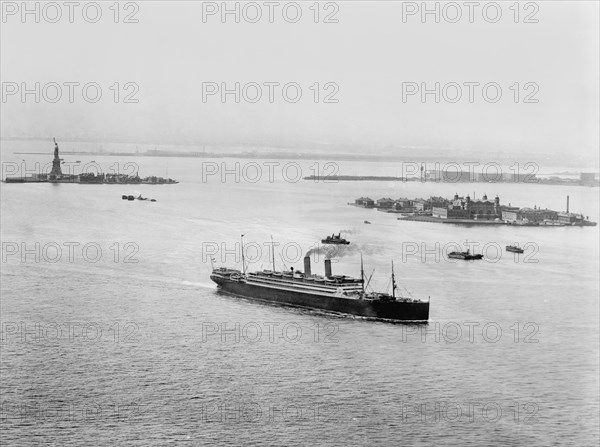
[127,195,135,201]
[448,250,483,260]
[150,199,157,202]
[321,233,350,245]
[506,245,524,254]
[364,220,371,224]
[122,195,128,200]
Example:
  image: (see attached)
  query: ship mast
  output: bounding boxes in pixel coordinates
[270,235,276,272]
[240,234,246,275]
[391,260,397,299]
[360,253,365,297]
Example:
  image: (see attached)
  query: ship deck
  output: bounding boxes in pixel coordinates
[211,268,422,303]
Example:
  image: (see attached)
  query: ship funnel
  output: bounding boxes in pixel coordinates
[324,259,332,277]
[304,256,311,276]
[566,195,570,213]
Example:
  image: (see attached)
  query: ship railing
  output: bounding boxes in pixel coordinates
[245,276,363,294]
[250,270,360,284]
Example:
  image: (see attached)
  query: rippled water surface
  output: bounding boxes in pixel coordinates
[1,142,599,445]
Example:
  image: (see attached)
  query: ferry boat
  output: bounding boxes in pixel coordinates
[210,242,429,322]
[505,245,524,254]
[448,250,483,260]
[321,233,350,245]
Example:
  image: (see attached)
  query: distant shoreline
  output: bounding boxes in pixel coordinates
[12,151,454,163]
[307,175,599,187]
[10,151,599,172]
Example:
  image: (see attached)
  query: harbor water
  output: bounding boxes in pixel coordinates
[1,141,599,446]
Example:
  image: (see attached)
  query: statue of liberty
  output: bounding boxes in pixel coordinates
[50,137,62,176]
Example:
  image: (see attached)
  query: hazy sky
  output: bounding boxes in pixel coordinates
[1,1,598,158]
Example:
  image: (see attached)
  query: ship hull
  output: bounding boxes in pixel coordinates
[448,253,483,260]
[505,247,524,254]
[211,276,429,322]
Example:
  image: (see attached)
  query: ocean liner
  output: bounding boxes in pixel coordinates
[210,249,429,322]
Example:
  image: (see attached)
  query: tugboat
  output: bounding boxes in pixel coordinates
[321,233,350,245]
[210,238,429,322]
[448,249,483,260]
[506,245,524,254]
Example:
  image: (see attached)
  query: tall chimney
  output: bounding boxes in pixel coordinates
[567,195,570,213]
[324,259,332,277]
[303,256,311,276]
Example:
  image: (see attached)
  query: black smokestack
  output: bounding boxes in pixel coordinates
[324,259,332,277]
[304,256,311,276]
[567,195,570,213]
